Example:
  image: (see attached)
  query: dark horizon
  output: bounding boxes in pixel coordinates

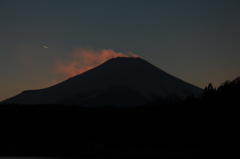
[1,78,239,158]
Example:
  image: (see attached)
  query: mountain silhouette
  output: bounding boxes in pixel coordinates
[2,57,203,106]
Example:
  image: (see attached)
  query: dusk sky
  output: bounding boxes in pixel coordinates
[0,0,240,101]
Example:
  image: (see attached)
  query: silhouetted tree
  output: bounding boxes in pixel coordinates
[1,77,240,158]
[202,83,217,102]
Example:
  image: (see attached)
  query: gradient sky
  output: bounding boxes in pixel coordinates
[0,0,240,101]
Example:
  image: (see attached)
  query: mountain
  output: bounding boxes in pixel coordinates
[1,57,203,106]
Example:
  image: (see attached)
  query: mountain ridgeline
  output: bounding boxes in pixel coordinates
[0,78,239,158]
[2,57,203,106]
[1,60,239,157]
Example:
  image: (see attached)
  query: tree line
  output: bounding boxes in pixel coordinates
[0,77,239,158]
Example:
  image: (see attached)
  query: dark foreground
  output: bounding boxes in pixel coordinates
[0,79,239,158]
[0,103,237,158]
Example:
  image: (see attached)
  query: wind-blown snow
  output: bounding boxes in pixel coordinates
[2,57,203,106]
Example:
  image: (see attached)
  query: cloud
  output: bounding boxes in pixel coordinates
[56,48,139,78]
[42,45,48,49]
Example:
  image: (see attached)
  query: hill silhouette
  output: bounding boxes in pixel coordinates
[2,57,203,106]
[0,77,239,158]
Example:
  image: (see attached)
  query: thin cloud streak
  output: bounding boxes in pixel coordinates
[42,45,49,49]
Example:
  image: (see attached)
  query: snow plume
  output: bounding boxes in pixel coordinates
[56,48,139,77]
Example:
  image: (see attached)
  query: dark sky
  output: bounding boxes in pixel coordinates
[0,0,240,101]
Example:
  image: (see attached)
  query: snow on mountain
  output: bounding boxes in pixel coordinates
[1,57,203,106]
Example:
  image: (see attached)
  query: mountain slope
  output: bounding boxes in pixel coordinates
[2,57,203,106]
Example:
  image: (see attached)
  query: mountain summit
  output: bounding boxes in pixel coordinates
[2,57,203,106]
